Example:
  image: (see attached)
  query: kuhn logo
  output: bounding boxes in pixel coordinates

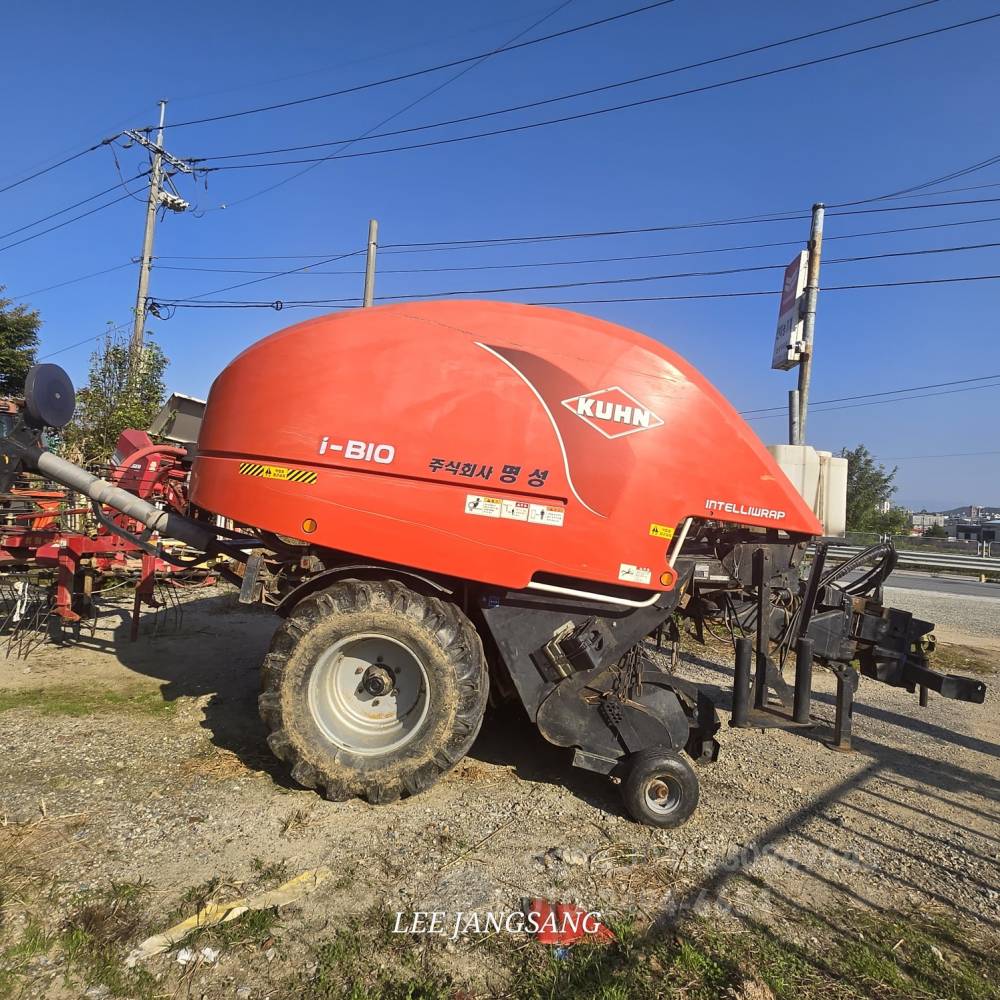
[561,386,664,439]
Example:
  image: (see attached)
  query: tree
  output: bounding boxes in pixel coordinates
[60,329,168,464]
[840,444,908,534]
[0,287,41,395]
[924,523,949,538]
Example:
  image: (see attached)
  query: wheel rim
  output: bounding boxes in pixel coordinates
[643,772,683,815]
[308,632,430,756]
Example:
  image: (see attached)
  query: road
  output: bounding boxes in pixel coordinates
[880,569,1000,600]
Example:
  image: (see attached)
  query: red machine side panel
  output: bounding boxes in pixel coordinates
[191,301,822,591]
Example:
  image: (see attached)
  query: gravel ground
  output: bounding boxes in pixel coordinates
[883,585,1000,647]
[1,585,997,997]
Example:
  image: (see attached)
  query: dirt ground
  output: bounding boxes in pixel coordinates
[0,585,997,998]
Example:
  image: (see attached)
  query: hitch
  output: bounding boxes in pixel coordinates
[901,659,987,704]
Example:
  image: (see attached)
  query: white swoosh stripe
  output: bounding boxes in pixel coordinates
[475,342,604,518]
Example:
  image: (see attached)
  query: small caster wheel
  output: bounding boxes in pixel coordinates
[621,748,699,828]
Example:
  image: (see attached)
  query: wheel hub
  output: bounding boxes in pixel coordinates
[308,632,429,756]
[644,773,682,814]
[362,664,395,697]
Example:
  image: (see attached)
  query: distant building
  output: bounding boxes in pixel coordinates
[955,520,1000,543]
[912,511,947,532]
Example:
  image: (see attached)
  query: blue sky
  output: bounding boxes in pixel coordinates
[2,0,998,510]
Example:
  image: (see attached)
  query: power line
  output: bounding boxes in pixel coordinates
[300,195,1000,254]
[196,1,943,163]
[743,380,1000,419]
[38,320,132,361]
[173,243,1000,302]
[177,250,366,303]
[147,213,1000,266]
[0,192,137,255]
[164,0,680,129]
[218,0,581,209]
[523,272,1000,305]
[201,12,1000,173]
[831,151,1000,207]
[879,450,1000,460]
[0,175,147,242]
[740,374,1000,415]
[0,137,118,197]
[149,271,1000,311]
[10,262,134,301]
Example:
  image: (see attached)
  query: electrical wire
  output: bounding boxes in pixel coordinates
[0,175,147,242]
[178,250,366,302]
[195,0,944,163]
[38,321,132,361]
[10,262,134,300]
[740,374,1000,414]
[163,0,680,129]
[742,380,1000,419]
[172,243,1000,302]
[523,272,1000,305]
[0,192,137,255]
[148,271,1000,311]
[0,137,119,196]
[879,450,1000,459]
[218,0,581,208]
[109,143,150,204]
[831,151,1000,207]
[200,12,1000,172]
[146,213,1000,265]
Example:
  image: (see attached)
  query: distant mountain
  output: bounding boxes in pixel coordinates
[938,505,1000,518]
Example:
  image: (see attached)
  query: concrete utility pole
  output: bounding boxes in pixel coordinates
[796,203,825,444]
[788,388,800,447]
[126,102,195,361]
[363,218,379,307]
[131,101,167,358]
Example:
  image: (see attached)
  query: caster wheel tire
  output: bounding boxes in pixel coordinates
[621,748,699,829]
[259,579,488,805]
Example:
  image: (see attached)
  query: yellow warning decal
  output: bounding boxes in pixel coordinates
[238,462,317,485]
[649,522,675,539]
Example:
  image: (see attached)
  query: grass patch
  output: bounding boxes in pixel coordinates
[283,910,454,1000]
[0,684,174,718]
[499,908,1000,1000]
[271,905,999,1000]
[929,642,996,676]
[0,880,158,1000]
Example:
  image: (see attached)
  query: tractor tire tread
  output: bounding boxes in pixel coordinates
[259,578,487,807]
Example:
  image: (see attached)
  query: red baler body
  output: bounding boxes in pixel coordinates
[190,301,821,591]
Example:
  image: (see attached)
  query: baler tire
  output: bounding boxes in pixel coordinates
[259,579,488,805]
[621,748,699,829]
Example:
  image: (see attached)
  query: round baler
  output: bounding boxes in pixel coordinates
[1,302,985,828]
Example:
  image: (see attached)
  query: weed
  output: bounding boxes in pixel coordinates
[929,643,996,676]
[0,685,174,718]
[250,856,290,887]
[55,881,157,999]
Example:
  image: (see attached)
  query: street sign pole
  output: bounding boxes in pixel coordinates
[771,249,809,444]
[796,203,825,444]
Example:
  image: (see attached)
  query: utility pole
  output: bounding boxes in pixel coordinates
[127,101,195,360]
[795,203,825,444]
[363,219,379,307]
[788,388,800,447]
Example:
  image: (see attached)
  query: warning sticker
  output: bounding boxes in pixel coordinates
[465,495,503,518]
[618,563,652,585]
[501,499,530,521]
[239,462,317,485]
[528,503,565,527]
[649,523,675,539]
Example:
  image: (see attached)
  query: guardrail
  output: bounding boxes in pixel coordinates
[818,542,999,575]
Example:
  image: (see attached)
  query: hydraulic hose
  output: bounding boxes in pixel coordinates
[25,446,216,552]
